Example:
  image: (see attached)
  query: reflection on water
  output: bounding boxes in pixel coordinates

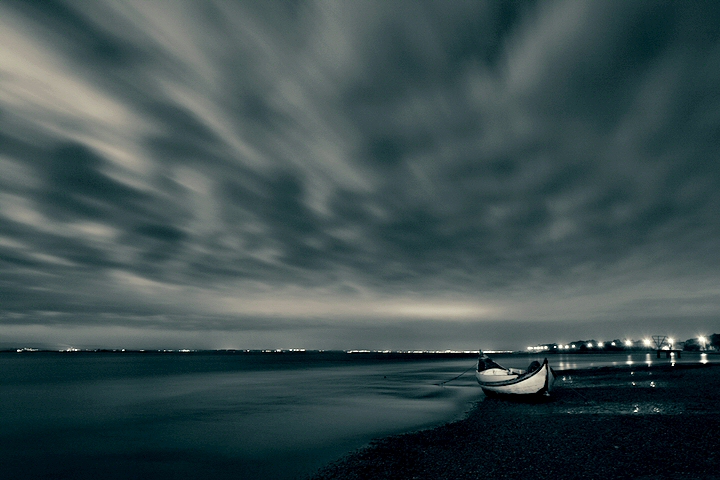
[535,352,713,371]
[646,353,653,366]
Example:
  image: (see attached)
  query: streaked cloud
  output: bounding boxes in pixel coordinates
[1,0,720,349]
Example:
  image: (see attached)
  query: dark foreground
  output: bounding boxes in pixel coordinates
[311,364,720,480]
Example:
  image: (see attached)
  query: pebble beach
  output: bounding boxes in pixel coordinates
[311,362,720,480]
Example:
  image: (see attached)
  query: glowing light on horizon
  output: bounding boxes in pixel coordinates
[215,294,500,320]
[383,302,495,319]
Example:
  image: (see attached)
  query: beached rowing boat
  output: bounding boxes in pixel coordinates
[475,352,555,396]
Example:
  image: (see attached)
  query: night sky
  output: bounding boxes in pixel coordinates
[1,0,719,351]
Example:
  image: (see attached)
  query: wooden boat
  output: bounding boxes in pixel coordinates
[475,353,555,396]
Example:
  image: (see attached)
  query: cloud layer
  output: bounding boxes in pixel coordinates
[2,0,720,349]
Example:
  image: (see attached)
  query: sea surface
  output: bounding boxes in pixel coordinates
[0,351,713,479]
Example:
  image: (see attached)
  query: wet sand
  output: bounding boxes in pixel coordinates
[310,363,720,480]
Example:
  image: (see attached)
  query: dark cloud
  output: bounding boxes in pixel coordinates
[43,143,144,220]
[1,0,720,350]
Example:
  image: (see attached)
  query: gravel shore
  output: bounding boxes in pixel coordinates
[310,363,720,480]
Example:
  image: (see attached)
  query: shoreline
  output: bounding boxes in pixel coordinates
[310,362,720,480]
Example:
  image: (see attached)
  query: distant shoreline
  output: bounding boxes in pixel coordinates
[3,348,718,356]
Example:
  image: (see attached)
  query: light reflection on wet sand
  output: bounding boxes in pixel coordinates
[552,361,720,417]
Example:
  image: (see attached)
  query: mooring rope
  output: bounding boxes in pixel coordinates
[436,363,477,387]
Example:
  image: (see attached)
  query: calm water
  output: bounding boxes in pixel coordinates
[0,351,712,479]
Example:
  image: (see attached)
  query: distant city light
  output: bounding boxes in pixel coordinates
[521,334,705,355]
[527,345,551,352]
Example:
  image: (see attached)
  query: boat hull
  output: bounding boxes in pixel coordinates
[476,358,555,396]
